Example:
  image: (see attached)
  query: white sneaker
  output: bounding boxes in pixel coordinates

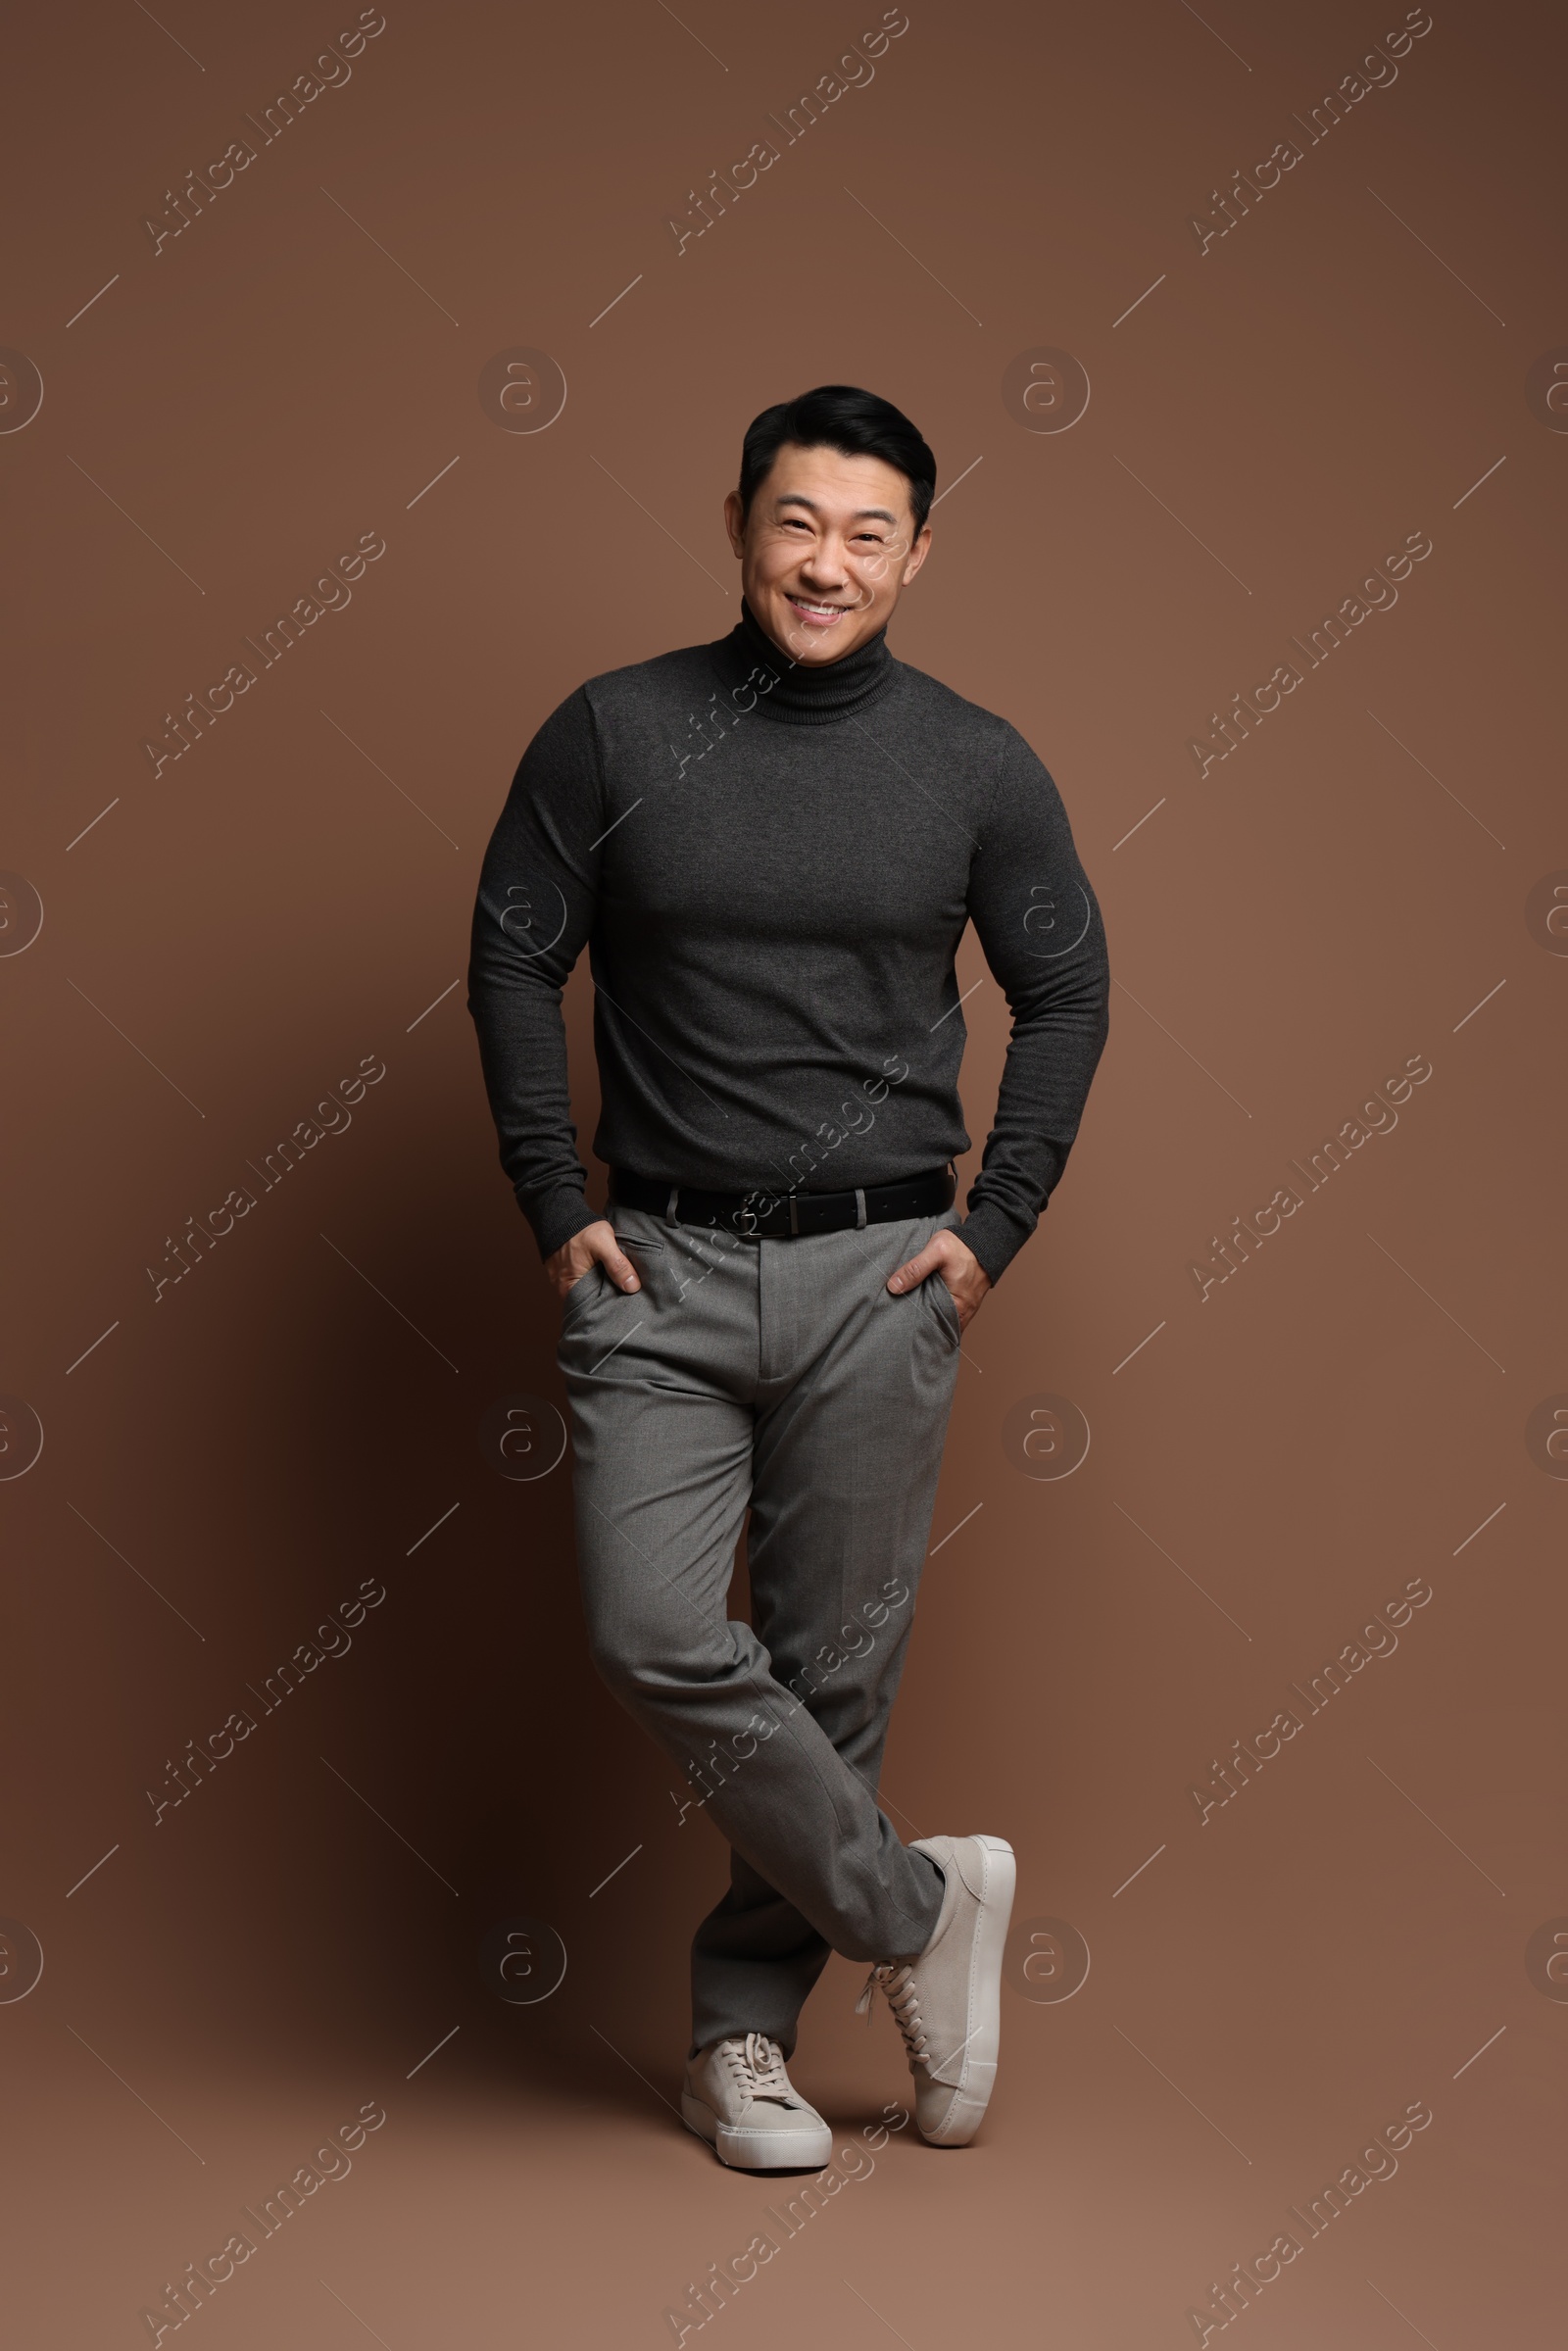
[680,2032,834,2172]
[856,1833,1016,2146]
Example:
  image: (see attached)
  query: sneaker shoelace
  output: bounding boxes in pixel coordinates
[856,1963,931,2071]
[724,2031,794,2103]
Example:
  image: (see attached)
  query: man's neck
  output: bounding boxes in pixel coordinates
[718,595,895,726]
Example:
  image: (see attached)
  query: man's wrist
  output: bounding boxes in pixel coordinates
[955,1203,1028,1288]
[524,1186,601,1262]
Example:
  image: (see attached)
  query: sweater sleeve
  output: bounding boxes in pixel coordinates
[466,687,607,1259]
[956,721,1110,1284]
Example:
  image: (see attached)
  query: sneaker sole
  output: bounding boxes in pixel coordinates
[680,2089,834,2173]
[920,1833,1016,2147]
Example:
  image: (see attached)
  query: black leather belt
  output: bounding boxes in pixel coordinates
[609,1165,956,1238]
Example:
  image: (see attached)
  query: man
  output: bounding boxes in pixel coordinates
[467,384,1109,2169]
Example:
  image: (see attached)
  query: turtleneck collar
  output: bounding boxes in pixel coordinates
[710,595,898,725]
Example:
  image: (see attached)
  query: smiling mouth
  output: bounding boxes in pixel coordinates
[786,595,852,622]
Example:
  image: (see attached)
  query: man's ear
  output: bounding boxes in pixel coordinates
[722,489,747,557]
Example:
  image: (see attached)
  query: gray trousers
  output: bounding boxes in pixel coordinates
[558,1202,963,2055]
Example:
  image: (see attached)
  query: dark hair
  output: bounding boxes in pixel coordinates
[737,384,937,538]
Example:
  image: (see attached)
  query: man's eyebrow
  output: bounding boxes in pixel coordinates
[773,493,901,526]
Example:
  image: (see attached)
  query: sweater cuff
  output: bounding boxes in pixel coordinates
[956,1200,1033,1287]
[521,1184,602,1262]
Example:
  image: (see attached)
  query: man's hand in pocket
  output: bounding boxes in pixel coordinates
[547,1219,642,1305]
[885,1228,991,1331]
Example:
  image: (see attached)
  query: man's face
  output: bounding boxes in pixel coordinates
[722,443,931,666]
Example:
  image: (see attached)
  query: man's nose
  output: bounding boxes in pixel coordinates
[800,540,851,583]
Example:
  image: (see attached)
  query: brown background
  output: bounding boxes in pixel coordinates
[2,0,1564,2342]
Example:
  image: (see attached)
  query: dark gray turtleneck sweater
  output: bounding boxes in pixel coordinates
[466,598,1109,1283]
